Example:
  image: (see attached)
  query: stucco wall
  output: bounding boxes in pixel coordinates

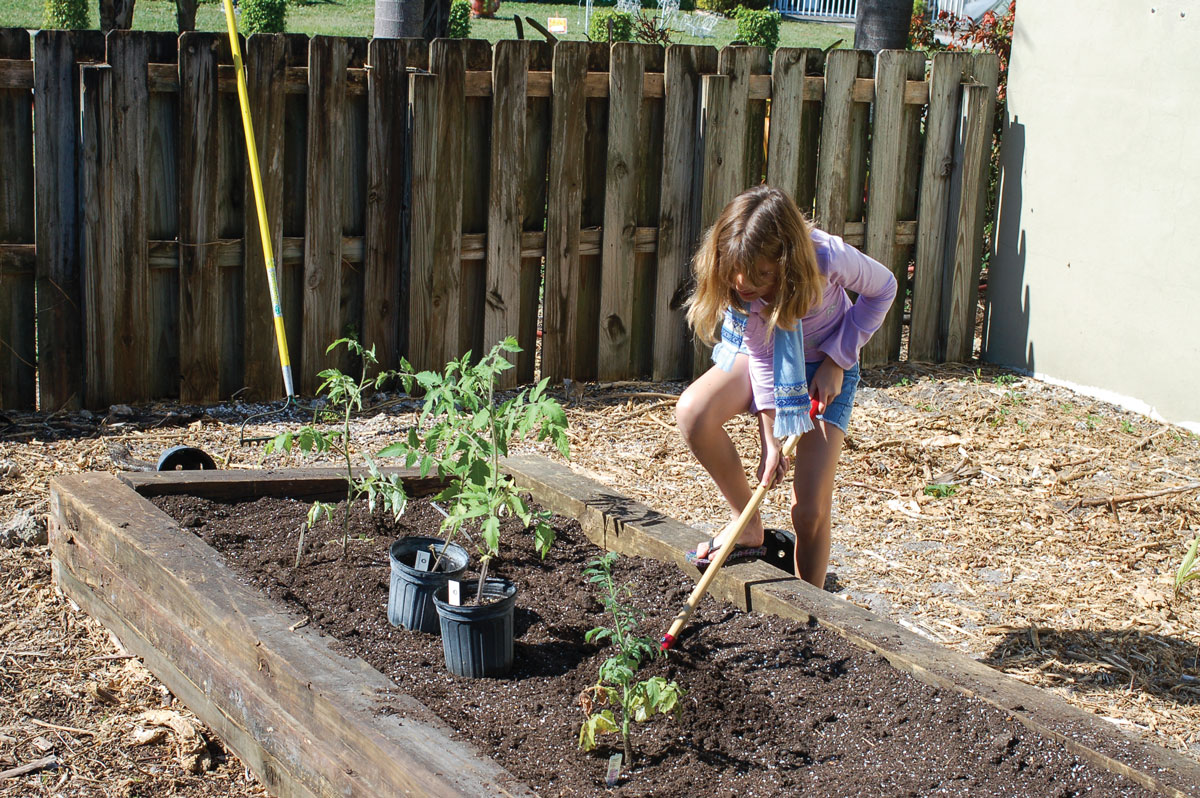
[984,1,1199,431]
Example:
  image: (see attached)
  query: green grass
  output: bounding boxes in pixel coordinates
[0,0,849,50]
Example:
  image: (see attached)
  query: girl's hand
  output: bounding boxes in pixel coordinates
[756,413,789,488]
[810,359,845,413]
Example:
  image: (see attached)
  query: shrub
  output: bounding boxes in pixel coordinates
[241,0,288,33]
[43,0,88,29]
[448,0,471,37]
[734,6,780,49]
[588,9,634,42]
[697,0,766,16]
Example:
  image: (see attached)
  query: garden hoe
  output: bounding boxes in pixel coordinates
[660,403,818,651]
[221,0,300,443]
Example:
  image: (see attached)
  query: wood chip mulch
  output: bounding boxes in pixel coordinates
[1,358,1197,796]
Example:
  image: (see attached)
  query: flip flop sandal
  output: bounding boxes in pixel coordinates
[685,537,768,569]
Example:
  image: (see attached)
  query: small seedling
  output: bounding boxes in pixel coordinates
[896,377,912,388]
[994,374,1017,387]
[381,337,570,597]
[923,483,958,498]
[266,337,408,556]
[579,552,683,767]
[1085,413,1101,431]
[1176,536,1200,600]
[1120,419,1135,435]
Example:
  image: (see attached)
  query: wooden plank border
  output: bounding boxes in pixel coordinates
[50,459,1200,798]
[50,461,1200,798]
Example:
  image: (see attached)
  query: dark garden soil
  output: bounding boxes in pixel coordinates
[150,493,1153,798]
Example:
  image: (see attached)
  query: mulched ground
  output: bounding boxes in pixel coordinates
[1,357,1198,796]
[148,491,1153,797]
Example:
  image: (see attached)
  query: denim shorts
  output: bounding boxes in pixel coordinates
[806,359,859,435]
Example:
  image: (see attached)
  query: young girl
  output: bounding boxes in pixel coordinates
[677,185,897,588]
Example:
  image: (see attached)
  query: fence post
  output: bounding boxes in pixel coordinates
[0,29,35,411]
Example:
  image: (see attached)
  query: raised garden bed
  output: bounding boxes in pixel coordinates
[47,460,1200,797]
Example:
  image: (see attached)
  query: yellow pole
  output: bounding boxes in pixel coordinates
[220,0,296,398]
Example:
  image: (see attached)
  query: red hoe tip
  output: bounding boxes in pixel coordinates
[660,634,675,651]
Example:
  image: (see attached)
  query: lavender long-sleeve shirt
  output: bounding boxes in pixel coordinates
[745,228,897,412]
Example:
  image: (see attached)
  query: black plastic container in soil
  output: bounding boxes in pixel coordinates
[388,536,470,633]
[433,576,518,678]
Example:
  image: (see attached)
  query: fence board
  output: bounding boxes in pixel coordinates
[653,44,717,382]
[485,40,532,388]
[909,52,972,362]
[33,31,104,412]
[519,43,553,381]
[426,39,470,369]
[458,42,494,362]
[0,30,35,410]
[407,72,437,373]
[942,78,997,362]
[179,33,229,403]
[85,32,153,406]
[242,34,299,401]
[599,43,662,381]
[238,35,292,398]
[543,41,592,383]
[363,37,413,371]
[302,36,356,393]
[815,49,873,237]
[766,47,823,215]
[861,50,926,368]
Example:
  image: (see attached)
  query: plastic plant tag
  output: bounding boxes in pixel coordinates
[414,550,432,572]
[447,580,462,606]
[548,16,567,33]
[605,753,622,786]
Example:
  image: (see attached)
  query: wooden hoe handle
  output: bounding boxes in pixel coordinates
[661,432,803,651]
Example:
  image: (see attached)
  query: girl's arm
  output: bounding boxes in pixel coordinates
[815,233,898,369]
[756,409,789,488]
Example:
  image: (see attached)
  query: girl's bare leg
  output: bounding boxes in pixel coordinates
[675,356,765,556]
[789,420,845,588]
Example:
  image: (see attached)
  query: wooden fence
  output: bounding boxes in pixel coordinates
[0,29,998,410]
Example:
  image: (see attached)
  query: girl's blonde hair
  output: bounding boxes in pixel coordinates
[686,185,823,345]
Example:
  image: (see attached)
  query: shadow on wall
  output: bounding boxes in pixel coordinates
[983,626,1200,709]
[982,115,1034,374]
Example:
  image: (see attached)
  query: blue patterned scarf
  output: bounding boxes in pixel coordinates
[711,304,815,438]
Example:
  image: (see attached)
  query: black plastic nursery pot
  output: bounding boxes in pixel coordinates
[388,536,470,634]
[432,577,518,678]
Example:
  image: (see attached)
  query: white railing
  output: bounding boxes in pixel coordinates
[773,0,968,22]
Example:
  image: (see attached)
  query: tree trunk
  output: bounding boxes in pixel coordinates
[176,0,197,32]
[853,0,915,53]
[374,0,424,38]
[99,0,136,32]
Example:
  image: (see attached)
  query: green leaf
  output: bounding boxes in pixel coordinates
[480,516,501,558]
[377,442,406,458]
